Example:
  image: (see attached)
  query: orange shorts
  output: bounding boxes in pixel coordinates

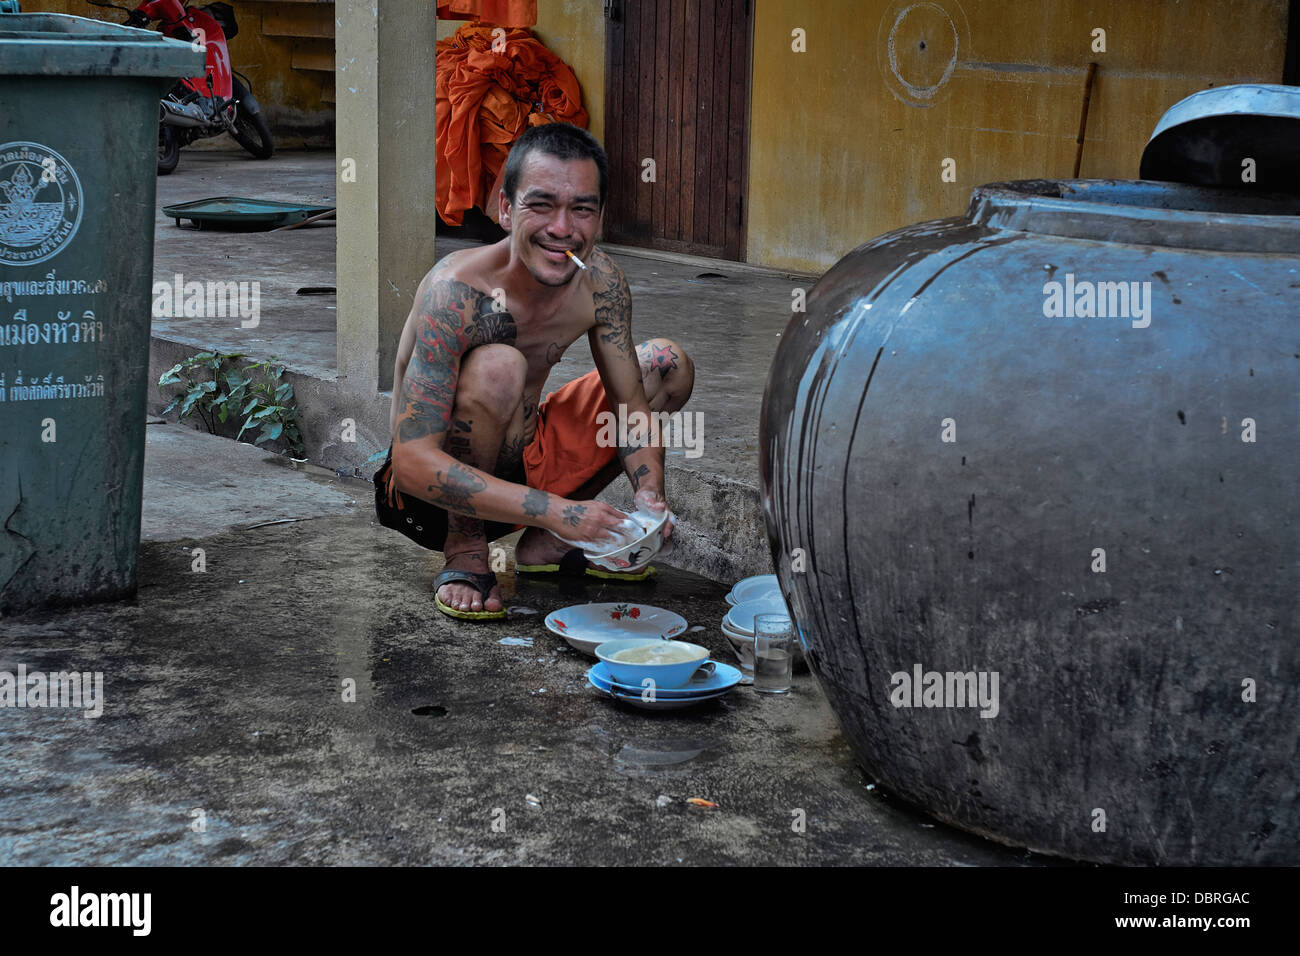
[374,368,616,551]
[524,366,618,499]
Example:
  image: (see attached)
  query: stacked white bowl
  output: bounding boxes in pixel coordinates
[721,574,804,665]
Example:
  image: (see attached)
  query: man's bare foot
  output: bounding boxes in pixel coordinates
[515,526,582,568]
[437,551,503,613]
[514,526,657,579]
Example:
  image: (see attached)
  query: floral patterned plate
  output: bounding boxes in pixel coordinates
[544,603,689,657]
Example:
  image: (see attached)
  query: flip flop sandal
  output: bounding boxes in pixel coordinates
[433,569,507,620]
[517,547,657,581]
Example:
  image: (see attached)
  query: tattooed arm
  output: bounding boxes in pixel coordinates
[585,251,670,524]
[391,272,616,538]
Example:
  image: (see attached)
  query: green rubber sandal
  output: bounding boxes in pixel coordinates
[517,547,656,581]
[433,569,507,621]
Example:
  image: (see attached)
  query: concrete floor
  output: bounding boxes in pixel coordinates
[1,148,1060,865]
[0,426,1051,866]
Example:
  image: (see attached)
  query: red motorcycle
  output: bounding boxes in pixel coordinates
[87,0,274,174]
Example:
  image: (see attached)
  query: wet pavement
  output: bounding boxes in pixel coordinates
[0,428,1052,866]
[2,152,1056,866]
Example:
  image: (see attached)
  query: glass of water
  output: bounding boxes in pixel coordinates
[735,638,755,685]
[753,613,794,695]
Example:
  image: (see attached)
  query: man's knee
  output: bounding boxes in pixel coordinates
[457,344,527,423]
[638,338,694,410]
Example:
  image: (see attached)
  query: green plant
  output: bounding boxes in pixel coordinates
[158,351,305,458]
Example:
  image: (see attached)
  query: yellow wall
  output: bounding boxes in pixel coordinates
[23,0,334,145]
[28,1,1286,269]
[533,0,605,144]
[748,0,1289,272]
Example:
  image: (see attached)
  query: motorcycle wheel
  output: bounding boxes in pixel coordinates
[158,125,180,176]
[229,78,274,160]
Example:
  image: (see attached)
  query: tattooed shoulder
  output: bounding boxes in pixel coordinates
[396,277,483,444]
[589,252,632,357]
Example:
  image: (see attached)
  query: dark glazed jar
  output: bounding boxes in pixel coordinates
[760,178,1299,864]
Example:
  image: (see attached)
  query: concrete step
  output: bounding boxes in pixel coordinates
[146,332,774,585]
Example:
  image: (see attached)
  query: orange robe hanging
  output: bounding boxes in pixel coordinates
[436,23,588,225]
[436,1,537,27]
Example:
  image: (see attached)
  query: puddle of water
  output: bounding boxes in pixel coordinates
[616,743,707,770]
[586,725,721,774]
[499,636,534,647]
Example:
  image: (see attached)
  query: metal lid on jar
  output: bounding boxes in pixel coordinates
[1139,84,1300,192]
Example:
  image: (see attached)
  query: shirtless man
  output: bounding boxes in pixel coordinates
[373,123,695,619]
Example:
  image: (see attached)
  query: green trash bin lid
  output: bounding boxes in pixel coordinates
[0,12,202,77]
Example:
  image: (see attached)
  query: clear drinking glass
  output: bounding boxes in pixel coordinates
[735,638,755,684]
[753,613,794,695]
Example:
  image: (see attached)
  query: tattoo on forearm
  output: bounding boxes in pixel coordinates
[562,504,585,528]
[630,464,650,491]
[617,439,651,461]
[522,488,550,518]
[429,461,487,515]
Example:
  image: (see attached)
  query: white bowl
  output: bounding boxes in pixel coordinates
[725,574,780,606]
[723,596,791,636]
[720,621,806,667]
[583,510,669,572]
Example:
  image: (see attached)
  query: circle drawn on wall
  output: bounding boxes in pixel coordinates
[0,141,84,268]
[877,0,969,109]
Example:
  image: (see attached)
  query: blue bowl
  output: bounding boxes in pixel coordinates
[594,638,710,689]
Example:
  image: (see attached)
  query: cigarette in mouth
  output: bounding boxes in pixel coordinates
[566,249,587,270]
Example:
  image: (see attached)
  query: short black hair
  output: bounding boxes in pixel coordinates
[503,123,609,209]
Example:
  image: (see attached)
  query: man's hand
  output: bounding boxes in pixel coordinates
[549,497,630,548]
[634,486,674,542]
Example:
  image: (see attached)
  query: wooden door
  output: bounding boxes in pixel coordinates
[603,0,752,261]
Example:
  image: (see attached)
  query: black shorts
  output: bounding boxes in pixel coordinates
[372,446,522,552]
[373,368,618,553]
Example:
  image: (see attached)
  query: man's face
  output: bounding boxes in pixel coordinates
[500,151,603,287]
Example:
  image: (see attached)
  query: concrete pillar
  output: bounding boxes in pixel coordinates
[335,1,438,393]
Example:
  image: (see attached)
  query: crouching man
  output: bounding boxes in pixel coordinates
[373,123,695,620]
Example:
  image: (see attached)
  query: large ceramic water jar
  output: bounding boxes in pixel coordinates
[760,86,1299,865]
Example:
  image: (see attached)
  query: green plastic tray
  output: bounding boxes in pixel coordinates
[162,196,335,230]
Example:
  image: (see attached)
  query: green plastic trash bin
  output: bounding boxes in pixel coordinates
[0,14,202,613]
